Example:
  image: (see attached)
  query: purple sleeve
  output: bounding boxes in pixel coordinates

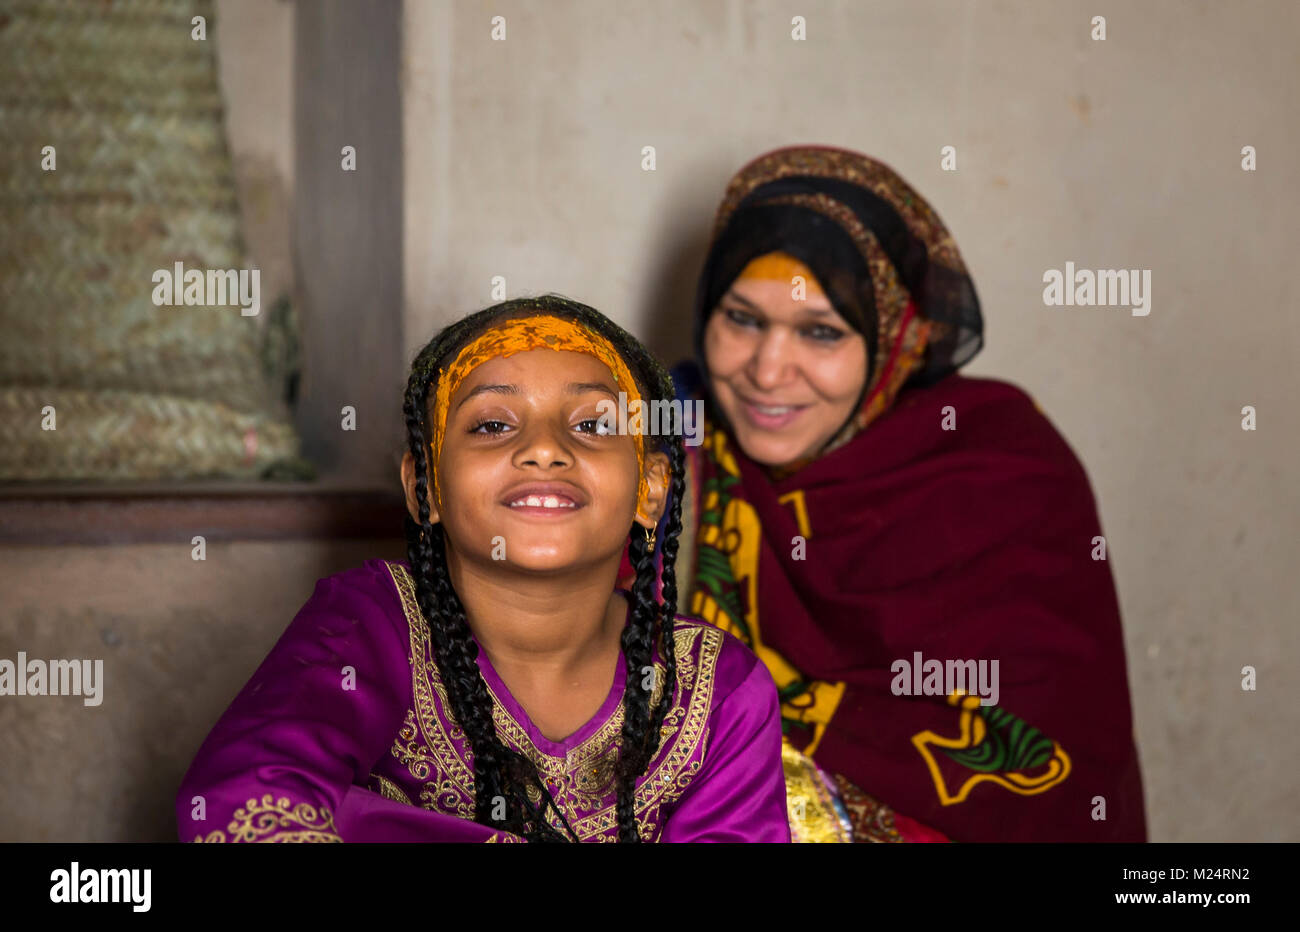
[176,567,413,842]
[660,649,791,843]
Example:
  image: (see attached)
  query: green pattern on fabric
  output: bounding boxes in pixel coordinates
[693,467,753,645]
[940,705,1056,774]
[688,426,819,733]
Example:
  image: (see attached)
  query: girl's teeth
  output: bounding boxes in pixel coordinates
[756,404,793,414]
[512,495,574,508]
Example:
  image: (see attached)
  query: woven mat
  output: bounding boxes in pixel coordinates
[0,0,306,480]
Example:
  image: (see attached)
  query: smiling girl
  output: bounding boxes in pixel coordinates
[176,295,789,843]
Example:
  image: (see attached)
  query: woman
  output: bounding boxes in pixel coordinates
[652,145,1146,842]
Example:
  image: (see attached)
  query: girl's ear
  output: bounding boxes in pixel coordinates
[633,451,672,527]
[400,450,442,524]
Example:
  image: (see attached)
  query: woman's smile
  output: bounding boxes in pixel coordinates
[735,392,812,431]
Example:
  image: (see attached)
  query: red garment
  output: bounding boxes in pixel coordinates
[679,372,1146,842]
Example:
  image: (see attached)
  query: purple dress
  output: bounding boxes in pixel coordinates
[177,559,790,842]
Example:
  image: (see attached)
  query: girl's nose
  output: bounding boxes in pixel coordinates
[512,420,573,470]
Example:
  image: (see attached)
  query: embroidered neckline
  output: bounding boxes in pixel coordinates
[382,560,720,841]
[471,598,631,758]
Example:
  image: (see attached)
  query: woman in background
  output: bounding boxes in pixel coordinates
[655,145,1146,842]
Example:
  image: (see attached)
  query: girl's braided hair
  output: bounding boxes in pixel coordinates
[401,294,687,842]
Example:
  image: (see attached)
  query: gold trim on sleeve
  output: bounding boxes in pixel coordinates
[193,794,342,843]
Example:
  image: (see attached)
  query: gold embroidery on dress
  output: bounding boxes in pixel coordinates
[485,831,525,843]
[370,773,414,806]
[193,793,342,843]
[382,560,720,841]
[386,564,478,818]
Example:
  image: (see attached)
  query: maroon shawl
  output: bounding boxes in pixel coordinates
[683,372,1146,841]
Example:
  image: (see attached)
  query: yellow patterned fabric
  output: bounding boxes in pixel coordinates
[782,740,852,842]
[688,422,847,755]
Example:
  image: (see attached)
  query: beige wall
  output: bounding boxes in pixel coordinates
[0,540,404,842]
[402,0,1300,841]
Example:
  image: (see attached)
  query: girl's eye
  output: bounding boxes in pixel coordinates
[575,417,613,436]
[470,420,512,434]
[723,307,760,329]
[803,324,847,343]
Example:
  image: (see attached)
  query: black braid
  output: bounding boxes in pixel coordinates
[616,392,689,840]
[651,432,687,749]
[401,294,686,843]
[614,528,656,841]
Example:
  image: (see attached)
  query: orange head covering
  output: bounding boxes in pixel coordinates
[734,252,828,297]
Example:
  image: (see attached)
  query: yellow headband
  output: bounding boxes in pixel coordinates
[430,315,651,509]
[736,251,827,296]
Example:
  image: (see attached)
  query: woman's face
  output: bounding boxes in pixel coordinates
[426,348,667,575]
[703,269,869,466]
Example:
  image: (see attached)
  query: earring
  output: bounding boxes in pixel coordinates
[644,525,656,548]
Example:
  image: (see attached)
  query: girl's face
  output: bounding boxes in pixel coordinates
[703,274,868,466]
[424,348,668,575]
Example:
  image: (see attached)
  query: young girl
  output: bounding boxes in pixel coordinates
[176,295,789,842]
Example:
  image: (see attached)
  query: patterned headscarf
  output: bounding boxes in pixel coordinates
[693,145,983,456]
